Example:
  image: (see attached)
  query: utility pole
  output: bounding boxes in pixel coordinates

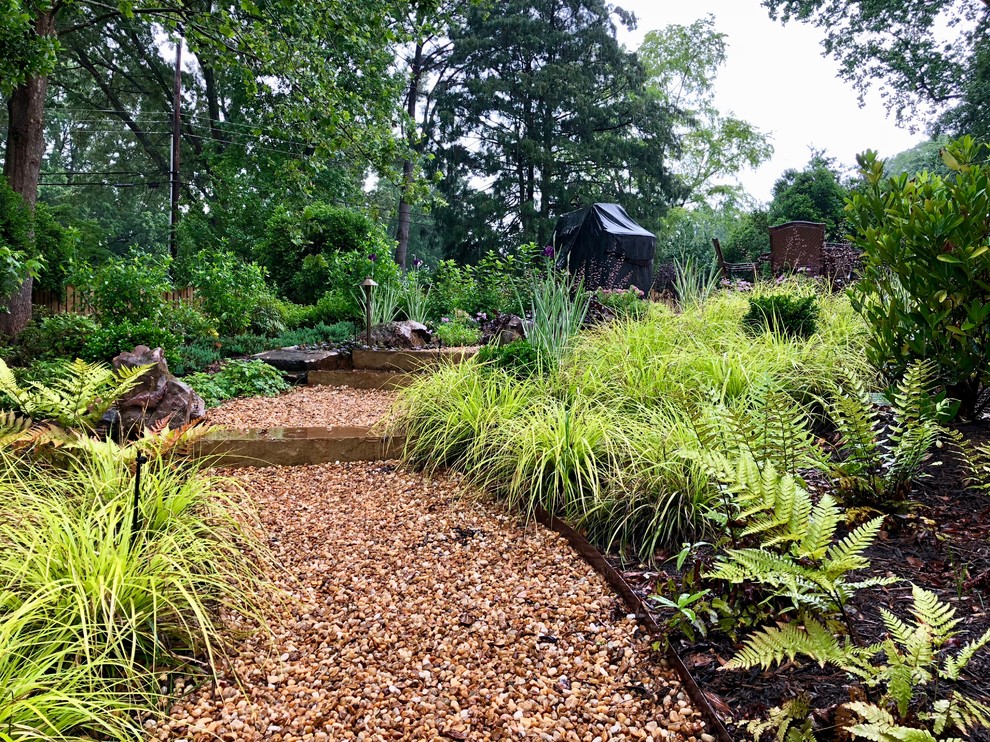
[169,34,182,260]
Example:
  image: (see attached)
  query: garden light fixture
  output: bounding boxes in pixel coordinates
[361,276,378,345]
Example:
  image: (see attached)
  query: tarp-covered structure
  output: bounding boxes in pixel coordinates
[552,203,655,294]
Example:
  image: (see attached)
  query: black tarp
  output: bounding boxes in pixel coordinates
[552,203,655,294]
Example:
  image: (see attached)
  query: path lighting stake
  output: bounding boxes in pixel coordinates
[361,277,378,346]
[130,450,147,548]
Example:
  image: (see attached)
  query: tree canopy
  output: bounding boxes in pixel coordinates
[763,0,990,138]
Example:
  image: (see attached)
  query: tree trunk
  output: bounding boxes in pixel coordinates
[395,41,425,270]
[0,10,55,337]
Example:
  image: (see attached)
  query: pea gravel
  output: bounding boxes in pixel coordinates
[206,386,397,430]
[152,462,706,742]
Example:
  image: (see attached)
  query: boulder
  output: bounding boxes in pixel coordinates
[480,313,531,346]
[106,345,206,438]
[367,321,433,349]
[253,348,351,373]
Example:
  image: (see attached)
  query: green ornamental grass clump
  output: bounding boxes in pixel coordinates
[392,290,872,557]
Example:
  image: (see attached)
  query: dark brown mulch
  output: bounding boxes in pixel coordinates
[620,422,990,740]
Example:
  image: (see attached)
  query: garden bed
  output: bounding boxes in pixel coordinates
[206,384,396,430]
[152,462,708,741]
[624,422,990,740]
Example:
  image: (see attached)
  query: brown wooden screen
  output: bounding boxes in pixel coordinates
[32,285,197,316]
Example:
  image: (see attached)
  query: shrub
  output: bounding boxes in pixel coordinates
[11,313,100,364]
[256,202,396,303]
[165,300,218,345]
[847,135,990,417]
[594,287,648,321]
[476,339,540,378]
[0,180,42,305]
[71,252,172,324]
[249,293,288,337]
[434,318,481,347]
[315,289,356,324]
[185,359,289,407]
[276,322,356,348]
[278,300,320,330]
[82,318,180,363]
[215,334,271,358]
[171,341,222,377]
[742,292,819,338]
[184,249,271,335]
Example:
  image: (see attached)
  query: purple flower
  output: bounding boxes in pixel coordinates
[369,253,377,262]
[476,312,488,321]
[413,257,424,268]
[441,316,450,323]
[543,244,555,258]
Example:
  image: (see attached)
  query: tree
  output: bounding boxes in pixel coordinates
[1,0,409,334]
[638,16,773,208]
[762,0,990,136]
[427,0,680,258]
[767,154,849,240]
[884,137,952,178]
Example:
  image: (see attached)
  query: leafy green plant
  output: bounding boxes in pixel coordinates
[0,179,44,306]
[71,252,172,324]
[359,278,402,328]
[434,317,481,347]
[185,359,289,407]
[673,256,720,308]
[743,292,819,338]
[165,300,218,345]
[81,317,181,363]
[276,321,356,348]
[400,269,431,323]
[594,286,648,320]
[215,333,271,357]
[744,695,817,742]
[525,270,589,370]
[847,136,990,418]
[0,437,268,736]
[703,453,893,628]
[826,360,955,507]
[8,312,100,364]
[0,357,149,429]
[171,341,222,377]
[727,586,990,740]
[475,339,540,378]
[184,248,270,335]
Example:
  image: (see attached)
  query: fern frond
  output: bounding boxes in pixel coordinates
[909,585,960,645]
[844,702,945,742]
[796,494,842,559]
[941,626,990,680]
[726,617,870,674]
[744,695,817,742]
[824,517,884,573]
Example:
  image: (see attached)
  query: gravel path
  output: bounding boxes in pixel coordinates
[153,462,705,741]
[207,386,397,430]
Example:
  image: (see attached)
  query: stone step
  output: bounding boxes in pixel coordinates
[351,346,477,372]
[307,369,418,390]
[195,426,402,467]
[252,348,351,373]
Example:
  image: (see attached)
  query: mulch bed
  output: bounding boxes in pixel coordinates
[617,422,990,740]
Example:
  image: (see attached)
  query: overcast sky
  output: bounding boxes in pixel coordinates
[616,0,924,203]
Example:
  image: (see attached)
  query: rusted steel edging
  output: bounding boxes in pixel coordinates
[534,507,734,742]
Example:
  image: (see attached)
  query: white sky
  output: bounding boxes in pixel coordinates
[617,0,924,203]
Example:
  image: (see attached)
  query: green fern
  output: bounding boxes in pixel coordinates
[744,695,818,742]
[827,361,953,506]
[692,387,826,479]
[844,703,951,742]
[0,358,149,430]
[965,440,990,494]
[727,585,990,739]
[703,454,894,615]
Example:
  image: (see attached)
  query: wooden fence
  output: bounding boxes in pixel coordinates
[32,285,197,316]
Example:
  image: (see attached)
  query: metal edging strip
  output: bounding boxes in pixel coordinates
[533,507,734,742]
